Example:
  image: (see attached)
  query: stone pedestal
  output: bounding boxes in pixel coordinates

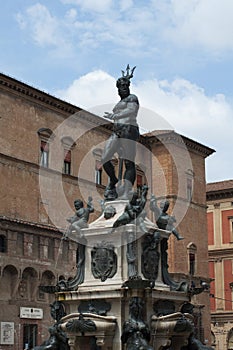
[57,199,192,349]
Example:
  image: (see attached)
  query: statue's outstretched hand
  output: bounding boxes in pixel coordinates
[103,112,114,120]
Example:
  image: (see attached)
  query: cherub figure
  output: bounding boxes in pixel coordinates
[66,196,94,238]
[150,195,184,240]
[112,185,148,231]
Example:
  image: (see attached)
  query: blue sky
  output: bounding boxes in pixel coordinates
[1,0,233,182]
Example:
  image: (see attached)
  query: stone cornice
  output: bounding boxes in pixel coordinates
[0,214,63,235]
[144,131,215,158]
[0,73,80,114]
[211,311,233,323]
[0,73,112,132]
[209,247,233,258]
[207,189,233,201]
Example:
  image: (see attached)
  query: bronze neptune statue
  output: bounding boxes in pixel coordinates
[102,64,140,200]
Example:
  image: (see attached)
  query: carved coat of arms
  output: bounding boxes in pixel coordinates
[141,232,160,281]
[91,242,117,282]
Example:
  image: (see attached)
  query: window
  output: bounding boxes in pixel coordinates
[189,253,195,275]
[229,216,233,242]
[16,233,24,255]
[23,324,38,350]
[63,149,71,175]
[48,238,54,260]
[136,174,143,196]
[187,243,197,276]
[19,268,38,300]
[39,270,55,301]
[62,240,69,262]
[37,128,55,168]
[92,148,103,186]
[136,164,146,196]
[95,160,102,185]
[33,235,40,259]
[186,169,194,202]
[40,141,49,167]
[187,178,193,201]
[0,235,7,253]
[61,137,76,176]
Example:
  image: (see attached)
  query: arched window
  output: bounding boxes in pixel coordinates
[187,243,197,276]
[0,234,7,253]
[2,265,18,299]
[19,267,38,301]
[39,270,55,301]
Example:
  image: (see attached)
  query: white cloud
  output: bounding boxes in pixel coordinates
[56,70,117,108]
[16,3,74,57]
[60,0,113,13]
[57,71,232,141]
[24,3,59,47]
[119,0,134,12]
[57,70,233,182]
[16,0,233,60]
[65,8,77,21]
[161,0,233,53]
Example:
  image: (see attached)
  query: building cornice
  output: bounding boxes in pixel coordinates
[209,247,233,258]
[0,73,81,114]
[0,73,113,132]
[143,131,215,158]
[0,215,63,235]
[211,311,233,324]
[207,189,233,201]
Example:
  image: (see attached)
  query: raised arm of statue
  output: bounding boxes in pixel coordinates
[150,194,161,221]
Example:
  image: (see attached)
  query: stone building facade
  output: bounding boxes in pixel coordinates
[207,180,233,349]
[0,72,214,349]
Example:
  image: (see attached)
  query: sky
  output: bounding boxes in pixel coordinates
[1,0,233,183]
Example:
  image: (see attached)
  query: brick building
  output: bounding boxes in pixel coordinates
[207,180,233,349]
[0,72,214,349]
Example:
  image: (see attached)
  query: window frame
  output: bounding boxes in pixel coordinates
[0,234,7,253]
[63,149,72,175]
[186,169,194,202]
[187,242,197,276]
[40,140,49,168]
[61,137,76,176]
[37,128,55,169]
[95,160,102,185]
